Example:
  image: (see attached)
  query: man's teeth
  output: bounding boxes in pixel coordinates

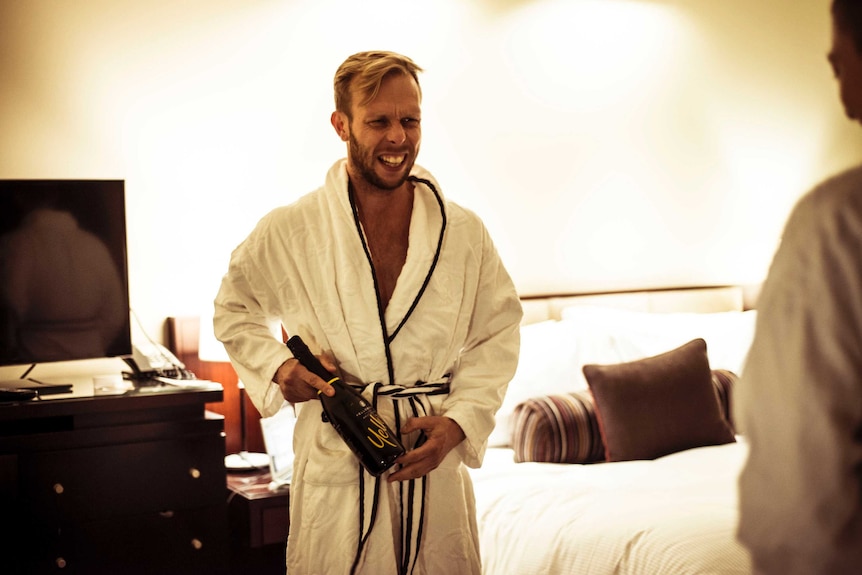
[381,155,404,166]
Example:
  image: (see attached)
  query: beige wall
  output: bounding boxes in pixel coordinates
[0,0,859,355]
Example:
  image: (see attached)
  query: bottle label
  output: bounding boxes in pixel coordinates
[366,412,399,449]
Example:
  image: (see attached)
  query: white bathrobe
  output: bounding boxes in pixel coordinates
[214,160,522,575]
[735,165,862,574]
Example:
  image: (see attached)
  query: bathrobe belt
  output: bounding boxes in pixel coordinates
[343,378,452,575]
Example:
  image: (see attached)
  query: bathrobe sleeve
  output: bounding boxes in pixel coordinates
[735,167,862,575]
[439,217,522,468]
[213,208,299,418]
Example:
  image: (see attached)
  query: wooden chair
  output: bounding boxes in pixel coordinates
[165,316,265,454]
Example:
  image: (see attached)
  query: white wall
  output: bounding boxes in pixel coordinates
[1,0,859,358]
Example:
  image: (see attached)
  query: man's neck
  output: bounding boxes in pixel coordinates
[348,176,414,309]
[349,177,414,222]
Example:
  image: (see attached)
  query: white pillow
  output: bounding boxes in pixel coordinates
[560,306,757,374]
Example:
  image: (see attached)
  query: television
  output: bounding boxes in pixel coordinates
[0,179,132,368]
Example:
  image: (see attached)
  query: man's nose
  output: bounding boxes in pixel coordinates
[386,123,406,144]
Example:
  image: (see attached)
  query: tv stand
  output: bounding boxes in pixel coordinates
[0,386,228,574]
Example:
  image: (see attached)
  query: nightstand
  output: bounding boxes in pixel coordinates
[227,470,289,574]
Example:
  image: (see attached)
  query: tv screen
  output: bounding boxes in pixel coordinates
[0,180,132,367]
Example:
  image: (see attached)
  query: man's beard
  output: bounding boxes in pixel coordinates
[349,134,413,191]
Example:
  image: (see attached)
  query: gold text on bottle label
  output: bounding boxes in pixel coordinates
[366,413,399,449]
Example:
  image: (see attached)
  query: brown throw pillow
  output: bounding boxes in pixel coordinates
[582,338,735,462]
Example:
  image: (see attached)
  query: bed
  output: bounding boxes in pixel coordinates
[471,286,757,575]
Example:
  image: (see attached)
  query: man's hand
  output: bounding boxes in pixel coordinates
[387,416,466,483]
[273,355,338,403]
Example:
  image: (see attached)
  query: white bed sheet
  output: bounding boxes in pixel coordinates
[470,442,753,575]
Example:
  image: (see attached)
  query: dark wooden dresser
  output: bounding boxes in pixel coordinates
[0,386,228,574]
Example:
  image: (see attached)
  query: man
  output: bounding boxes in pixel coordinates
[735,2,862,573]
[214,51,522,574]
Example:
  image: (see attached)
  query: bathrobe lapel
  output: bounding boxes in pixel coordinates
[321,162,446,387]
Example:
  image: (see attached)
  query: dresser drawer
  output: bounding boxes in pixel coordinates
[20,430,225,522]
[14,504,229,575]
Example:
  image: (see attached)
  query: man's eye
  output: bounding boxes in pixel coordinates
[369,119,387,127]
[402,118,420,126]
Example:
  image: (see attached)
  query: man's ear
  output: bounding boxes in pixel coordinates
[331,111,349,142]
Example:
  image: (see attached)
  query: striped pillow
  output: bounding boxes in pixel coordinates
[711,368,737,434]
[511,369,738,464]
[511,390,604,464]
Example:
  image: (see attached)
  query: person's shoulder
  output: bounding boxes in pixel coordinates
[260,160,346,224]
[443,198,482,222]
[409,165,491,232]
[241,189,326,253]
[258,188,325,223]
[436,196,493,243]
[785,164,862,246]
[803,164,862,211]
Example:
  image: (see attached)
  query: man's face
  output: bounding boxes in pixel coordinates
[829,19,862,123]
[342,73,422,191]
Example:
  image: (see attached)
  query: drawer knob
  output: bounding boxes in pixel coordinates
[189,468,201,479]
[56,557,67,568]
[191,538,203,550]
[53,483,64,495]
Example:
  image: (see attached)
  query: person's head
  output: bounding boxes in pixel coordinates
[331,51,424,191]
[830,0,862,122]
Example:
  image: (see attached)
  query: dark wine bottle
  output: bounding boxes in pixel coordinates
[286,335,405,476]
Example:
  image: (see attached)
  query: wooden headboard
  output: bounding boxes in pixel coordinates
[520,285,746,325]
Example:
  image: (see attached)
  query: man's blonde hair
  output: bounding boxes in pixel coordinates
[334,51,423,117]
